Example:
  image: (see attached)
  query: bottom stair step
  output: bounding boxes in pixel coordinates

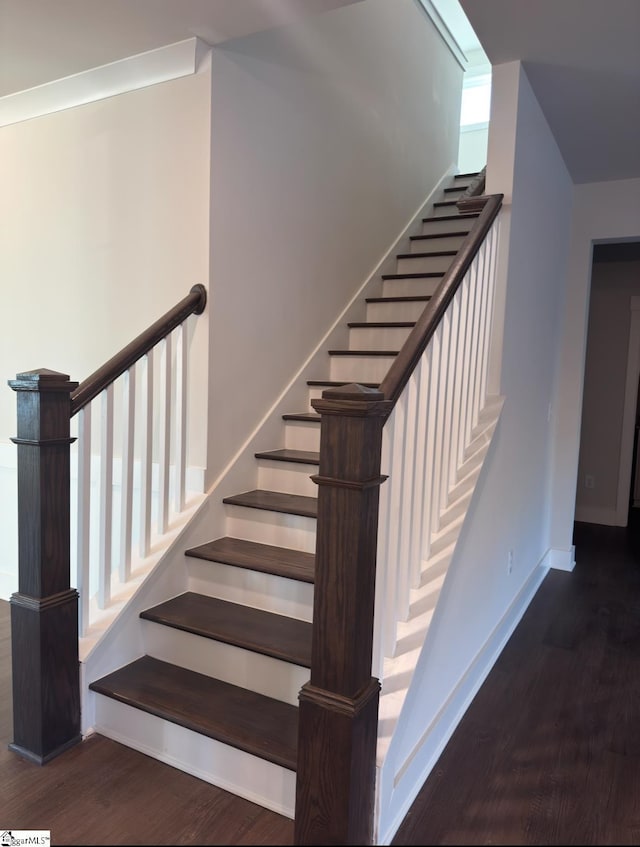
[89,655,299,770]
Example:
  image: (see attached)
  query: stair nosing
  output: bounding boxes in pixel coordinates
[396,250,457,259]
[347,321,416,328]
[328,349,398,356]
[282,412,321,422]
[307,379,379,387]
[381,271,444,280]
[410,231,470,240]
[422,213,479,223]
[255,448,319,466]
[365,295,432,303]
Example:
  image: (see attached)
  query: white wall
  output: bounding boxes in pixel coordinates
[206,0,463,482]
[377,61,574,843]
[549,178,640,557]
[0,69,211,597]
[458,124,488,174]
[576,258,640,524]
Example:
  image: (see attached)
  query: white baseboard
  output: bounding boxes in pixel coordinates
[0,37,211,127]
[376,558,549,845]
[541,545,576,572]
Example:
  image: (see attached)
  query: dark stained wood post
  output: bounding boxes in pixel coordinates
[8,368,81,763]
[294,383,391,845]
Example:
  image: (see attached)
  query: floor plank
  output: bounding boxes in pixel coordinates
[4,520,640,844]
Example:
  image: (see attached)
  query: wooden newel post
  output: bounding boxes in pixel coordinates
[8,368,81,764]
[294,383,391,845]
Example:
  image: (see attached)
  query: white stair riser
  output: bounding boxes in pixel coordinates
[443,188,466,200]
[257,460,317,497]
[348,325,413,351]
[396,254,455,274]
[187,557,314,622]
[366,299,429,322]
[382,276,442,298]
[432,203,462,216]
[439,488,473,531]
[422,217,474,236]
[141,619,310,705]
[430,514,463,556]
[329,354,395,383]
[225,504,316,553]
[284,420,320,452]
[409,572,447,618]
[410,234,466,253]
[393,608,436,657]
[448,460,482,507]
[93,695,296,818]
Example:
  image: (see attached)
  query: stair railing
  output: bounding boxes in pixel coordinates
[8,284,206,765]
[294,192,502,845]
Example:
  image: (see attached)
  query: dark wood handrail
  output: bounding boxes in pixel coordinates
[378,193,502,407]
[70,284,207,416]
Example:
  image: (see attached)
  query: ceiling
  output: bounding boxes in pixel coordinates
[0,0,361,97]
[2,0,638,185]
[459,0,640,184]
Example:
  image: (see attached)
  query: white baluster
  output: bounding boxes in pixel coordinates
[439,289,462,508]
[158,334,172,534]
[119,367,135,583]
[396,381,418,622]
[76,405,91,636]
[98,385,113,609]
[139,352,153,558]
[422,326,442,561]
[409,353,430,588]
[430,312,451,533]
[174,323,188,513]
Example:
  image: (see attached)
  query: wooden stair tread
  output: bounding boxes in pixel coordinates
[366,295,431,303]
[140,592,312,667]
[410,231,470,241]
[422,213,479,223]
[444,185,468,193]
[347,321,416,328]
[282,412,321,422]
[328,349,398,356]
[455,171,480,179]
[89,655,299,770]
[396,250,457,259]
[255,448,319,465]
[223,489,318,519]
[433,200,458,207]
[382,271,444,280]
[307,379,378,388]
[185,536,315,583]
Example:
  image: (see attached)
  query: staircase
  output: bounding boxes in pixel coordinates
[86,171,497,823]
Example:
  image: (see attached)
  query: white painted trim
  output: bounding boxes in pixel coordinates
[574,505,619,527]
[377,559,549,845]
[615,296,640,525]
[415,0,467,70]
[541,545,576,572]
[0,37,211,127]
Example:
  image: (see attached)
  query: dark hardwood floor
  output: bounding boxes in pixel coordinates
[394,520,640,845]
[3,520,640,844]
